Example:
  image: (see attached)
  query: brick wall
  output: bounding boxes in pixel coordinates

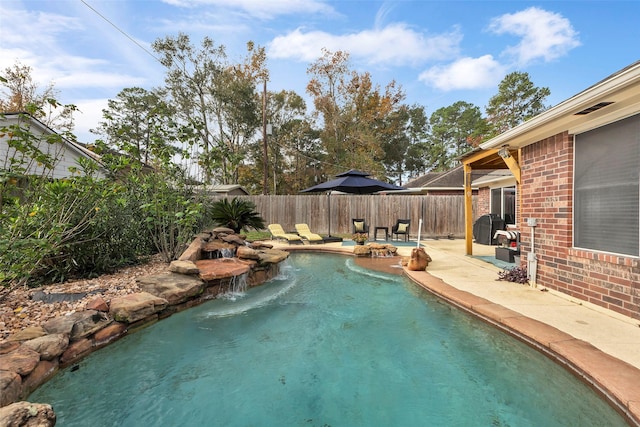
[520,131,640,320]
[477,187,490,218]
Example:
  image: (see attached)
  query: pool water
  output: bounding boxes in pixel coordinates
[29,253,627,426]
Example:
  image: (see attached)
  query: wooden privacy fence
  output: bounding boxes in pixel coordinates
[225,194,477,239]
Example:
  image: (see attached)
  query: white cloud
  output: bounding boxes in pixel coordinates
[1,4,158,92]
[155,17,249,35]
[418,55,506,91]
[161,0,336,20]
[0,6,85,77]
[269,24,462,66]
[0,6,84,48]
[72,98,110,143]
[488,7,580,65]
[56,72,147,90]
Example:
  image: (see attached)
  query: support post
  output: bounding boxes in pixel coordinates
[464,163,473,255]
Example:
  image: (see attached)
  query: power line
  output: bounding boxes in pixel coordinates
[79,0,345,175]
[80,0,161,64]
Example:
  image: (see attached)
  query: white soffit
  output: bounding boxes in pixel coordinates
[480,61,640,149]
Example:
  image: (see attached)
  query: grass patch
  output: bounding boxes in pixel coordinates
[241,230,272,241]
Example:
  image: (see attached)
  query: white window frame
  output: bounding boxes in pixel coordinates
[490,185,517,225]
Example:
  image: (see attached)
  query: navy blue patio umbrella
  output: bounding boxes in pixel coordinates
[300,169,405,236]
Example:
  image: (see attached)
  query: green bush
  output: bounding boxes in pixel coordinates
[0,161,205,288]
[0,108,204,289]
[139,172,204,262]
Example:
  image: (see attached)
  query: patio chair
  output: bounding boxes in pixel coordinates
[392,219,411,242]
[295,223,324,244]
[267,224,303,244]
[351,218,370,238]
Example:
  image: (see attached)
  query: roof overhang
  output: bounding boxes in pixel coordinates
[480,61,640,151]
[392,186,474,194]
[2,112,105,169]
[460,61,640,256]
[472,170,515,187]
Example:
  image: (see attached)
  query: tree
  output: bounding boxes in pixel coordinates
[264,90,308,194]
[238,90,321,194]
[214,64,262,184]
[485,71,550,137]
[403,105,432,178]
[380,104,430,185]
[0,62,76,134]
[306,49,405,177]
[152,34,265,185]
[91,87,182,168]
[428,101,488,170]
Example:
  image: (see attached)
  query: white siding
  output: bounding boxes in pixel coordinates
[0,114,105,179]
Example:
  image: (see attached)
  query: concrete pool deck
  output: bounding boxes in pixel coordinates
[269,238,640,426]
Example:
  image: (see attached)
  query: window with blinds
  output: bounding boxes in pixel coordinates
[574,113,640,257]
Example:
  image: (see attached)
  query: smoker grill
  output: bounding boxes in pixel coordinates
[472,214,505,245]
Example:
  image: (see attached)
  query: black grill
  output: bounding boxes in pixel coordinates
[472,214,505,245]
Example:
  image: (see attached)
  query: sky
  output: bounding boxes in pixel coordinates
[1,0,639,144]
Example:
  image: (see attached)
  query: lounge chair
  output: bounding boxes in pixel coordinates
[268,224,303,243]
[295,223,324,243]
[352,218,370,238]
[392,219,411,241]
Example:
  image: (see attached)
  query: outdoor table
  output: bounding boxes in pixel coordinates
[374,226,389,241]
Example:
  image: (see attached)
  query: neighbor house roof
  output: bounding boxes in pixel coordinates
[206,184,250,195]
[403,165,495,193]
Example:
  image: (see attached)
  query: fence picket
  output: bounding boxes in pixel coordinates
[216,194,476,238]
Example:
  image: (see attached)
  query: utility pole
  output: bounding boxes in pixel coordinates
[262,79,268,195]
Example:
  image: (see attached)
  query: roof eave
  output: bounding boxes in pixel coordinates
[480,61,640,150]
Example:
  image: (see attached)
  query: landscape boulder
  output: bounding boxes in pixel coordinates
[353,245,371,257]
[22,334,69,360]
[256,248,290,264]
[109,292,168,323]
[169,260,200,275]
[137,273,205,305]
[407,248,432,271]
[85,296,109,312]
[0,371,22,407]
[0,402,56,427]
[236,246,260,260]
[0,346,40,376]
[195,259,251,283]
[43,310,111,340]
[6,327,46,343]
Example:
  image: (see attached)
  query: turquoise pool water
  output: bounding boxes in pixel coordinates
[29,253,627,426]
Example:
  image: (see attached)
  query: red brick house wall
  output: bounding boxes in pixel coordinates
[520,131,640,320]
[476,187,490,218]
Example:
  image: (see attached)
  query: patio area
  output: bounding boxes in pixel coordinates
[270,237,640,424]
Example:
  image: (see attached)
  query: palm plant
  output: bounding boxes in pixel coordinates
[209,197,265,233]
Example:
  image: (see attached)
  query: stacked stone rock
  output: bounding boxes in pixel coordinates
[352,242,399,258]
[0,228,289,425]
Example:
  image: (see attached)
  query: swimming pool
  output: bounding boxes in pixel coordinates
[29,253,627,426]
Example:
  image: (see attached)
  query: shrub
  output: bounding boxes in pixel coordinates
[0,155,204,288]
[139,172,204,262]
[497,266,529,284]
[208,197,265,233]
